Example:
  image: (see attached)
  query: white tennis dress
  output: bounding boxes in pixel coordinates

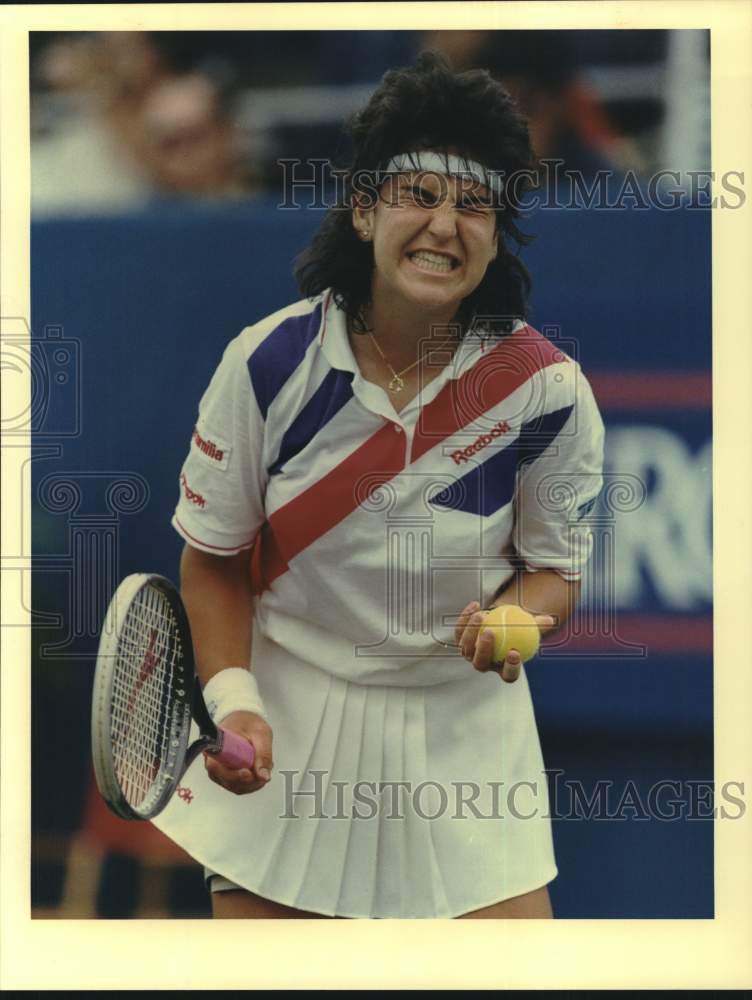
[152,292,605,918]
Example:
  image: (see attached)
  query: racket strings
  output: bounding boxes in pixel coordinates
[110,584,187,812]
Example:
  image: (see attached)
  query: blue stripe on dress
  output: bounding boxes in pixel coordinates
[248,302,323,419]
[429,404,574,517]
[268,368,354,475]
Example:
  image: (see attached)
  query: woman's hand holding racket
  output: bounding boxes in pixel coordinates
[204,709,273,795]
[91,573,267,821]
[454,601,555,684]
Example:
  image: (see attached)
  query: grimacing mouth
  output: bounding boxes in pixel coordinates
[407,249,461,270]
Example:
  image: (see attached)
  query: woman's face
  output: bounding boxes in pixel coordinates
[352,167,499,319]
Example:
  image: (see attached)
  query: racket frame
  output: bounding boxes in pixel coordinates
[92,573,204,821]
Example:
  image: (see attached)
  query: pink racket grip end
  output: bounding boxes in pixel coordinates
[212,727,256,771]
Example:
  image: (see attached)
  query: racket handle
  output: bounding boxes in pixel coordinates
[212,727,256,770]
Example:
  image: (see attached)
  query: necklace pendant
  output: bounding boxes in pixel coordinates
[388,374,405,392]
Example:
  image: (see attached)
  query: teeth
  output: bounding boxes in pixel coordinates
[410,251,455,272]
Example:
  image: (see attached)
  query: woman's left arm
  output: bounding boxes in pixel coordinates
[456,361,603,683]
[455,569,581,683]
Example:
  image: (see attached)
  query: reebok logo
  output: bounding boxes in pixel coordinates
[451,419,510,464]
[181,473,207,508]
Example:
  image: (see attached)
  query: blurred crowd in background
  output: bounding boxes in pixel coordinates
[30,29,710,215]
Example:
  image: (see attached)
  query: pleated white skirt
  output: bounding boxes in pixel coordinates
[151,629,557,918]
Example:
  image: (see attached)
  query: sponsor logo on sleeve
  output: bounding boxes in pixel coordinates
[451,419,510,465]
[191,425,231,471]
[180,473,208,509]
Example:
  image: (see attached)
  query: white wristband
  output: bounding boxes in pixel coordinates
[202,668,267,726]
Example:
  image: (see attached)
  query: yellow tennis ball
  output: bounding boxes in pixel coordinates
[482,605,540,664]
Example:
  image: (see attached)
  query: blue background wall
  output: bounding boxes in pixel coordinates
[30,201,713,917]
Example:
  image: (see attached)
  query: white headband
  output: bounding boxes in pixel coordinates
[382,151,503,197]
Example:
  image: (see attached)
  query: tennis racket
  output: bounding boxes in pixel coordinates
[91,573,255,821]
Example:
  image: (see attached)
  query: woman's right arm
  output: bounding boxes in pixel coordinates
[180,542,273,794]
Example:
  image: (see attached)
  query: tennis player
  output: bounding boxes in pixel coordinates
[153,51,605,919]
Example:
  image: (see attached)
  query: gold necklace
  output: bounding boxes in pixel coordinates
[366,329,459,393]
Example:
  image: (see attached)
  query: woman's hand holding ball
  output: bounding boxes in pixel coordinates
[454,601,556,683]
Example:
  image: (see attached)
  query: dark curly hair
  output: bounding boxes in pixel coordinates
[294,50,536,333]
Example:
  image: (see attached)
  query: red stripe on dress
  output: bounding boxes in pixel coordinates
[249,521,288,596]
[252,326,565,593]
[255,421,406,591]
[411,324,568,463]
